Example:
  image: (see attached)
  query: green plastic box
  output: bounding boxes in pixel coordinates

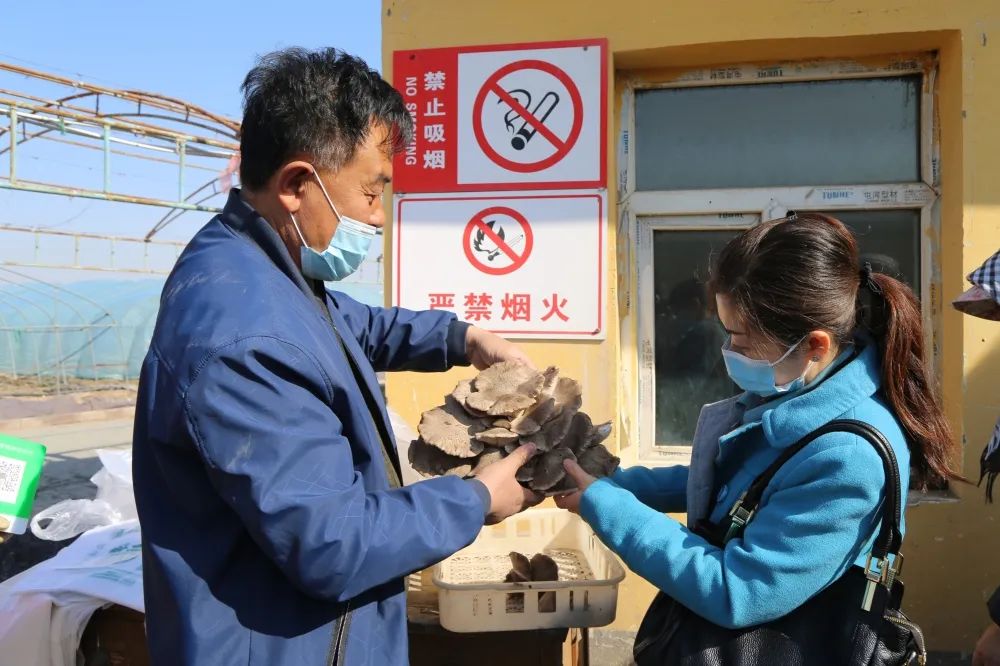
[0,433,46,535]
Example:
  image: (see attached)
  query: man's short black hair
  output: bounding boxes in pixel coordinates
[239,47,413,190]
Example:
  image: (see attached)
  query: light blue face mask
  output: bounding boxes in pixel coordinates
[289,169,377,282]
[721,335,814,397]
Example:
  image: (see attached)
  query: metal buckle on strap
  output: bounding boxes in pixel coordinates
[861,553,898,611]
[884,553,904,588]
[723,493,754,543]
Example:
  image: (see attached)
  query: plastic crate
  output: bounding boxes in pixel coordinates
[432,509,626,633]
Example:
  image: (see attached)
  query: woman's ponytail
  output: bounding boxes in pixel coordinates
[860,267,960,489]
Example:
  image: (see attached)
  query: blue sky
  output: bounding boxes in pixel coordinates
[0,1,384,283]
[1,2,383,119]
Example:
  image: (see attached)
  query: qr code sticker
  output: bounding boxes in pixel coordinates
[0,456,26,505]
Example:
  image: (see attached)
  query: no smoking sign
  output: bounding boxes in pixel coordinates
[462,206,534,275]
[394,192,606,339]
[393,40,606,193]
[472,60,584,174]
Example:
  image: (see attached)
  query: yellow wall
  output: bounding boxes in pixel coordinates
[382,0,1000,652]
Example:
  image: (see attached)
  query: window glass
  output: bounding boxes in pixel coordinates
[635,76,921,190]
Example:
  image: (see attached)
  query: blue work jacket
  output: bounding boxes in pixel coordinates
[133,189,489,665]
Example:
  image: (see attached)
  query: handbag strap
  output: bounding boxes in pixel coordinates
[713,420,903,602]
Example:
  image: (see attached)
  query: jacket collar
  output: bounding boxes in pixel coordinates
[219,188,318,304]
[755,340,880,449]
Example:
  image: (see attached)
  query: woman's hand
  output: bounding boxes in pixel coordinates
[554,459,597,514]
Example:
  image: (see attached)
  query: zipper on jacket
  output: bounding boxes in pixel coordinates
[315,292,402,489]
[328,601,353,666]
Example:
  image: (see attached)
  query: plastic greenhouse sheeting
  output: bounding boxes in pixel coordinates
[0,278,382,381]
[0,280,163,381]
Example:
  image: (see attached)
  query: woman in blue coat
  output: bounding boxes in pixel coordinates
[557,212,960,654]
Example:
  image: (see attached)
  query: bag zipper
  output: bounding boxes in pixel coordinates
[884,611,926,665]
[328,600,353,666]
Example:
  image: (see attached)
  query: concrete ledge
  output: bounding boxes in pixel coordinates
[0,406,136,434]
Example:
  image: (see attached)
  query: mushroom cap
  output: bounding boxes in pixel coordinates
[518,378,583,450]
[531,448,576,491]
[538,366,561,396]
[577,443,621,479]
[408,438,474,478]
[529,553,559,582]
[450,379,487,417]
[470,449,505,476]
[473,361,544,397]
[484,392,536,417]
[561,412,595,455]
[506,551,532,583]
[418,406,485,458]
[510,397,555,435]
[451,378,473,403]
[474,427,520,447]
[515,455,537,483]
[510,414,543,437]
[465,362,544,416]
[546,475,578,495]
[588,421,613,448]
[543,440,618,493]
[553,377,583,410]
[522,406,578,452]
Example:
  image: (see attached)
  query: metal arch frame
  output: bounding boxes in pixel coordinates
[0,61,240,240]
[145,176,234,240]
[0,225,185,274]
[0,62,239,137]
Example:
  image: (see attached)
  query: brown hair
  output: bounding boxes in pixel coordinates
[708,212,959,490]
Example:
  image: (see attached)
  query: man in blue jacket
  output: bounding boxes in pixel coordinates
[132,48,541,666]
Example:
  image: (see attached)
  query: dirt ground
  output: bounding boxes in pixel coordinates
[0,375,136,421]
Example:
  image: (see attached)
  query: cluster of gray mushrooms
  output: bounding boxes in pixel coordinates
[408,362,619,494]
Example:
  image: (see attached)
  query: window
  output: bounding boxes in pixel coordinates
[622,56,938,464]
[634,76,921,190]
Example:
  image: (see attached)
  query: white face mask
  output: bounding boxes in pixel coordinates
[289,168,377,282]
[721,334,814,397]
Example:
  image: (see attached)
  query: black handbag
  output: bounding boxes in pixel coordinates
[633,420,927,666]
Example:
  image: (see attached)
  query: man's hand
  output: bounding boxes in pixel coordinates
[0,516,11,545]
[475,444,543,525]
[974,623,1000,666]
[465,326,534,371]
[553,459,597,514]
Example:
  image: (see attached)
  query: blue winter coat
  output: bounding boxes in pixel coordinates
[579,341,911,629]
[133,189,490,665]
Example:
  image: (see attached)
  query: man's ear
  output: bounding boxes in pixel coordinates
[275,161,314,215]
